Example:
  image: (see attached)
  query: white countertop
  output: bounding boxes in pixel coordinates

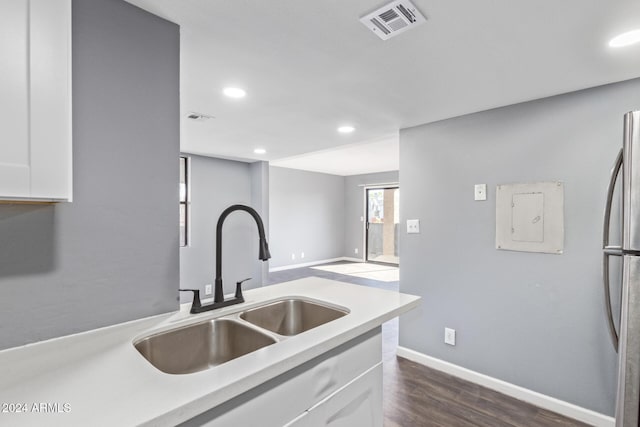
[0,278,419,426]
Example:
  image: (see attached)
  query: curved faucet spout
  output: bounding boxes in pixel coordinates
[214,204,270,303]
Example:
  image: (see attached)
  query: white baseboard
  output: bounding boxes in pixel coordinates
[342,256,364,263]
[269,257,347,272]
[396,347,614,427]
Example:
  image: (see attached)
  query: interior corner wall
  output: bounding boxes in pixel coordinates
[269,167,345,269]
[0,0,180,351]
[250,161,270,285]
[399,77,640,415]
[344,171,399,260]
[180,155,267,302]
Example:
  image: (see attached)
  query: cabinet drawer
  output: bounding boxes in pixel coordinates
[305,363,383,427]
[181,327,382,427]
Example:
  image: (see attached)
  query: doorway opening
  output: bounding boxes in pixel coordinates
[366,187,399,265]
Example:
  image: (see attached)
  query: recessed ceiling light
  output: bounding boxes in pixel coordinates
[609,29,640,48]
[337,126,355,134]
[254,148,266,154]
[223,87,247,98]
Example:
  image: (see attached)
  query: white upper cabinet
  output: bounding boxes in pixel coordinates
[0,0,72,202]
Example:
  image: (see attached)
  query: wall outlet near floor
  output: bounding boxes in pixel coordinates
[205,284,213,296]
[355,248,359,254]
[444,328,456,346]
[291,253,296,260]
[301,252,305,259]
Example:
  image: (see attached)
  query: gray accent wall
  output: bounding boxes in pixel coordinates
[344,171,399,261]
[250,161,270,285]
[0,0,180,350]
[180,155,267,302]
[399,78,640,415]
[269,167,345,268]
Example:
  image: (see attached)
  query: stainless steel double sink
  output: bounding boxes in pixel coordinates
[134,298,349,375]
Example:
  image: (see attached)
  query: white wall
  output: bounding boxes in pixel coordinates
[399,78,640,415]
[0,0,180,350]
[344,171,399,260]
[269,168,400,268]
[269,167,345,268]
[250,161,270,284]
[180,155,268,301]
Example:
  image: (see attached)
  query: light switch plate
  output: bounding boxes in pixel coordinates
[445,328,456,346]
[474,184,487,201]
[407,219,420,234]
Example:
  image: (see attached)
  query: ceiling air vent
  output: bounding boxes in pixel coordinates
[359,0,426,41]
[186,112,214,121]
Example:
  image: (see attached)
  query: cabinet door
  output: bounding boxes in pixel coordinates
[0,0,72,201]
[0,0,30,197]
[180,328,383,427]
[305,363,383,427]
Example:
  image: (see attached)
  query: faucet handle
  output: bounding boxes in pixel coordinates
[235,278,251,300]
[179,289,202,308]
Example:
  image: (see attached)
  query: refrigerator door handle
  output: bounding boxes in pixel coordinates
[604,246,623,255]
[603,148,623,352]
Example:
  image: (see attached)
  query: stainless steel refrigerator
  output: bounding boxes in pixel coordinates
[603,110,640,427]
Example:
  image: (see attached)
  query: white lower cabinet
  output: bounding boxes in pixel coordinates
[181,327,383,427]
[303,363,383,427]
[0,0,72,202]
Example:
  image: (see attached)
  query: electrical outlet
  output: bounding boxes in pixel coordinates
[205,284,213,296]
[291,253,296,260]
[355,248,359,254]
[444,328,456,346]
[407,219,420,234]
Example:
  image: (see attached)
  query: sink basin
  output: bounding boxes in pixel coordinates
[134,319,276,374]
[240,299,348,336]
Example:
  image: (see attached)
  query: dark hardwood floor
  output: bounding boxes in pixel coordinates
[383,355,589,427]
[269,262,589,427]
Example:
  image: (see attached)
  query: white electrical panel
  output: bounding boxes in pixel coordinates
[511,193,543,242]
[496,182,564,254]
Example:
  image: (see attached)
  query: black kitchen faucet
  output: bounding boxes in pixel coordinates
[180,204,271,314]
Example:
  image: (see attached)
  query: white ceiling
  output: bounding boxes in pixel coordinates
[126,0,640,175]
[271,134,399,176]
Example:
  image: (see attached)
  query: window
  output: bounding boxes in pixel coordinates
[179,156,189,247]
